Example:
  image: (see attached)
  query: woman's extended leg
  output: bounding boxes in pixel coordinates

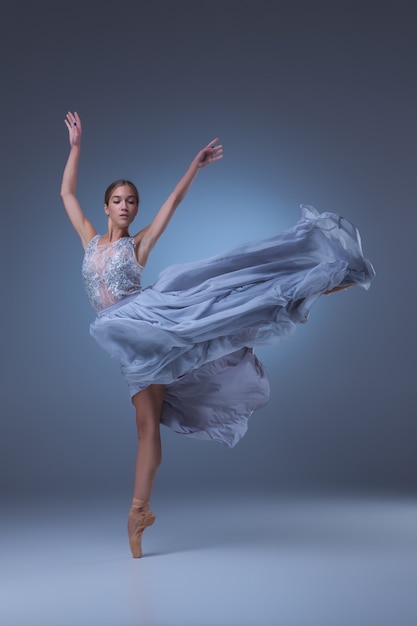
[128,384,165,558]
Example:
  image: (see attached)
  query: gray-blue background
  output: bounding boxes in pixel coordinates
[1,0,416,499]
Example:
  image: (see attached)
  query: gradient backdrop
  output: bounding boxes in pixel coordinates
[1,0,416,500]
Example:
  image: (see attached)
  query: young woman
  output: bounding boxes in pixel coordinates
[61,111,375,558]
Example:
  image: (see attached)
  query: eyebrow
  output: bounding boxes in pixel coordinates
[111,194,136,199]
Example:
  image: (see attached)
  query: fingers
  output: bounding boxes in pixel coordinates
[206,137,220,149]
[211,144,223,156]
[210,144,223,162]
[204,138,223,160]
[206,138,223,157]
[196,142,224,168]
[65,111,81,129]
[64,111,82,146]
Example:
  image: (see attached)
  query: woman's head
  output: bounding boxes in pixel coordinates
[104,180,140,228]
[104,180,140,207]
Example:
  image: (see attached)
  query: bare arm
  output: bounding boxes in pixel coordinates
[135,138,223,266]
[61,111,96,249]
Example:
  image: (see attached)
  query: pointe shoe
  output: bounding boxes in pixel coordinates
[128,498,156,558]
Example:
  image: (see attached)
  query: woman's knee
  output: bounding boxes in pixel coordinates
[136,416,160,440]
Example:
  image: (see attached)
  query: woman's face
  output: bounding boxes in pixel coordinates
[105,184,139,227]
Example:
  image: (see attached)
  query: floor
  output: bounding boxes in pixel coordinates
[2,494,417,626]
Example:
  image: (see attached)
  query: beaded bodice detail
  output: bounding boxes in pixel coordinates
[82,235,143,311]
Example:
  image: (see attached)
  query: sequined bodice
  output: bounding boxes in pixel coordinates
[82,235,143,311]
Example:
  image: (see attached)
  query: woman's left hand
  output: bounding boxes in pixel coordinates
[194,138,223,169]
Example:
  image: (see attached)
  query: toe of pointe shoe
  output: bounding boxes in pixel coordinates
[128,508,156,558]
[129,534,143,559]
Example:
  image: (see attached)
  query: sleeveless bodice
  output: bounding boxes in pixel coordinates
[82,235,143,311]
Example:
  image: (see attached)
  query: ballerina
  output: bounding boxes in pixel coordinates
[61,111,374,558]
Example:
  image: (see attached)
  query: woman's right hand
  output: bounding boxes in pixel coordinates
[61,110,96,248]
[64,111,82,147]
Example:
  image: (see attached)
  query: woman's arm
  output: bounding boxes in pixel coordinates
[61,111,96,249]
[135,138,223,266]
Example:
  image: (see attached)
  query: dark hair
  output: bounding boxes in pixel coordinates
[104,180,140,206]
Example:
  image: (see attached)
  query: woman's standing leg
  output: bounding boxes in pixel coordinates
[128,383,165,557]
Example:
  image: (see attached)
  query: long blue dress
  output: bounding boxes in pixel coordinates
[82,206,375,447]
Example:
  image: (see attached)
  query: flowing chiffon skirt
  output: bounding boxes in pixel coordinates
[90,206,375,447]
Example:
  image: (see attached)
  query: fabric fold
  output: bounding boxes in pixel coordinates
[89,206,375,447]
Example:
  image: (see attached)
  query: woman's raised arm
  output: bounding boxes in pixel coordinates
[134,138,223,267]
[61,111,96,249]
